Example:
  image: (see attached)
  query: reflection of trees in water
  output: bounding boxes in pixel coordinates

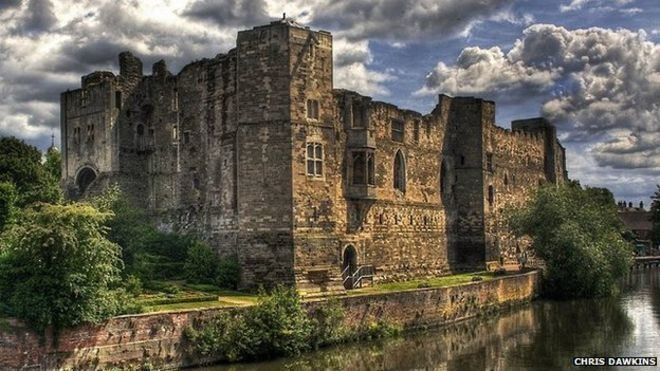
[502,298,633,370]
[244,307,541,370]
[276,299,630,371]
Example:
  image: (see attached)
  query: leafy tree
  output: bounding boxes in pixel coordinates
[0,203,126,335]
[91,185,154,272]
[216,257,241,290]
[651,185,660,247]
[0,181,18,233]
[44,146,62,181]
[0,137,60,206]
[183,241,219,284]
[508,184,633,298]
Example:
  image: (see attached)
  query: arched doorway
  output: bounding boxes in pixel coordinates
[342,245,358,289]
[76,167,97,195]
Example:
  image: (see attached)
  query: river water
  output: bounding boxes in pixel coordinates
[205,268,660,370]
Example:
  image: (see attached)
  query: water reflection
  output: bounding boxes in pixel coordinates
[204,269,659,370]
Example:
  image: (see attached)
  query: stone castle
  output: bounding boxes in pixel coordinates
[60,18,567,292]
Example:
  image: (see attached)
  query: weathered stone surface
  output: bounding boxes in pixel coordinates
[60,19,567,291]
[0,271,539,370]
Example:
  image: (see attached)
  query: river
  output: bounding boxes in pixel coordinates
[204,268,660,370]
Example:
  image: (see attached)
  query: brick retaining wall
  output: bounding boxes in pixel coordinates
[0,270,539,370]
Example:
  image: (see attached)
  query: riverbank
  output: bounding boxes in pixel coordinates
[0,270,539,370]
[202,268,660,370]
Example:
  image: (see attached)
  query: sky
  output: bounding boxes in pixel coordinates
[0,0,658,205]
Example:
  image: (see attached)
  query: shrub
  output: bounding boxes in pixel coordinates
[183,242,218,284]
[185,287,399,363]
[244,286,314,359]
[0,203,127,335]
[508,183,633,298]
[358,319,402,340]
[0,181,18,233]
[309,299,349,347]
[124,275,143,297]
[216,257,241,290]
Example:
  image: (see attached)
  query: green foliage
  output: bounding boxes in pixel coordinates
[183,241,218,284]
[185,287,400,363]
[0,137,60,207]
[91,185,153,272]
[508,183,633,299]
[0,203,127,334]
[91,185,205,282]
[309,299,350,347]
[216,257,241,290]
[651,185,660,247]
[0,181,18,233]
[44,146,61,181]
[357,319,402,340]
[244,286,314,359]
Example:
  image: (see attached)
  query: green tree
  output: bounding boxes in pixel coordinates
[0,181,18,233]
[651,185,660,247]
[0,203,126,334]
[91,185,154,272]
[0,137,60,206]
[183,241,219,284]
[508,184,633,298]
[44,146,62,181]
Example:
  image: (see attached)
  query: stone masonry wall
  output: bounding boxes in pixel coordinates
[0,271,539,370]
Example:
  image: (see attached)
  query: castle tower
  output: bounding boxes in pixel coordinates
[233,19,333,287]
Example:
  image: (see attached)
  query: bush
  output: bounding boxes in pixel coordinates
[309,299,349,347]
[244,286,314,359]
[0,203,127,335]
[184,242,218,284]
[216,257,241,290]
[508,183,633,299]
[0,181,18,233]
[185,287,399,363]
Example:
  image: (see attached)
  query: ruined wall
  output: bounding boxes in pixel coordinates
[0,271,539,370]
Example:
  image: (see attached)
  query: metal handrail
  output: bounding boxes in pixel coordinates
[342,265,375,289]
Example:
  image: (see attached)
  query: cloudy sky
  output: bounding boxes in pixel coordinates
[1,0,659,205]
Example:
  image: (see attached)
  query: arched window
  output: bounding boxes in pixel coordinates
[440,159,448,199]
[488,185,495,206]
[393,150,406,192]
[504,173,509,186]
[352,152,365,184]
[136,124,145,150]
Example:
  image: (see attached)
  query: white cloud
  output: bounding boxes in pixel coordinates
[560,0,639,13]
[2,0,518,148]
[417,45,558,97]
[418,23,660,201]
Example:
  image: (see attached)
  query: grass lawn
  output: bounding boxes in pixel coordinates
[136,280,258,313]
[345,271,496,296]
[137,272,500,312]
